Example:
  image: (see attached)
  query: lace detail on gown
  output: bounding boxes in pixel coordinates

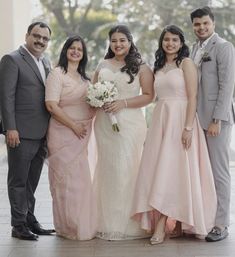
[94,62,148,240]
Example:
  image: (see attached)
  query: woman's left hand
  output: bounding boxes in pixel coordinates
[181,129,193,150]
[103,100,126,114]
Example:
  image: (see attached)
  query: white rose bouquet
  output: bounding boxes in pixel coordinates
[86,81,120,132]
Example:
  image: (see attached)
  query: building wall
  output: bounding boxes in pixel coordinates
[0,0,31,57]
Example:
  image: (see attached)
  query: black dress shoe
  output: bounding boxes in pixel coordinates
[28,222,55,235]
[12,224,38,241]
[205,226,228,242]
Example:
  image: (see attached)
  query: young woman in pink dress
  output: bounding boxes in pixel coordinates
[45,36,97,240]
[132,25,217,244]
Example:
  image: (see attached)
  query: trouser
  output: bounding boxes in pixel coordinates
[205,124,232,227]
[7,138,47,226]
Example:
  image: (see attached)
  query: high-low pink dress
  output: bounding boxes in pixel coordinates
[132,68,217,236]
[45,67,97,240]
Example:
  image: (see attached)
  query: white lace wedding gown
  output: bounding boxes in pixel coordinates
[94,61,148,240]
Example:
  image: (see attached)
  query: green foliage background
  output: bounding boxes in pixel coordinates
[37,0,235,69]
[36,0,235,123]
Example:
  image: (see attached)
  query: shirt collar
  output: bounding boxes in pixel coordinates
[22,45,44,62]
[197,32,215,49]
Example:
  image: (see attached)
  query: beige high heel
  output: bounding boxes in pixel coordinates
[150,232,165,245]
[150,214,167,245]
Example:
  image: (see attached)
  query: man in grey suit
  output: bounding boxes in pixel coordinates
[0,22,55,240]
[190,6,235,242]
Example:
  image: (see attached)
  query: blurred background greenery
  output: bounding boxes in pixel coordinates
[34,0,235,124]
[37,0,235,69]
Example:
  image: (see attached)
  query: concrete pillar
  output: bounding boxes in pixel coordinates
[0,0,31,58]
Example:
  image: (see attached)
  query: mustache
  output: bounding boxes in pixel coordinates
[34,42,45,47]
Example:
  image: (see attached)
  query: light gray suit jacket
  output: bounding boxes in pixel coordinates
[0,46,50,139]
[191,33,235,129]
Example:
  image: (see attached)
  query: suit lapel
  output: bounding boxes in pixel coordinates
[42,58,50,77]
[197,34,217,83]
[19,46,44,84]
[191,41,202,83]
[193,34,218,84]
[204,33,218,57]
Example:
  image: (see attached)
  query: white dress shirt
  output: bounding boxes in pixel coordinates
[194,33,215,67]
[23,45,46,84]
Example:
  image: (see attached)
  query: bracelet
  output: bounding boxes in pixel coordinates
[124,99,128,108]
[184,126,193,131]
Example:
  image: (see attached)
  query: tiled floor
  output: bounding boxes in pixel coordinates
[1,134,235,257]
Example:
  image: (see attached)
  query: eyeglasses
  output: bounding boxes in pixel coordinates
[31,33,50,43]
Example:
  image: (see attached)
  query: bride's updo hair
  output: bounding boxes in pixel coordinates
[154,25,189,73]
[105,24,143,83]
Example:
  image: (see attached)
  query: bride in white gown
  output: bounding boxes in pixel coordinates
[92,25,154,240]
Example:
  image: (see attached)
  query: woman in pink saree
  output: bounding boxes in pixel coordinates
[45,36,97,240]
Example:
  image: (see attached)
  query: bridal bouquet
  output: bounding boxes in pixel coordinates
[86,81,120,132]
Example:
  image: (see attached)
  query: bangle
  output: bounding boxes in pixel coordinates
[124,99,128,108]
[184,126,193,131]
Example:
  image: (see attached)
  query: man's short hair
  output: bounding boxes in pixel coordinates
[27,21,51,35]
[190,6,214,23]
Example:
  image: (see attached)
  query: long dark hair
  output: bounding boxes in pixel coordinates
[154,25,189,73]
[105,24,143,84]
[57,35,89,80]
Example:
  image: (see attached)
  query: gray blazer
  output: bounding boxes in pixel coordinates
[191,33,235,129]
[0,46,50,139]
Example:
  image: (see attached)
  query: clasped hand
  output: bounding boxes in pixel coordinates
[72,123,87,139]
[103,100,125,114]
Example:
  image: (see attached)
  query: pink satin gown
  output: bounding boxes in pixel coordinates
[132,68,217,236]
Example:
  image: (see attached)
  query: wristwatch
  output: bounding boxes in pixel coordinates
[212,119,220,124]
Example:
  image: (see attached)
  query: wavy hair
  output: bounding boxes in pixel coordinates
[105,24,143,83]
[57,35,89,80]
[154,25,189,73]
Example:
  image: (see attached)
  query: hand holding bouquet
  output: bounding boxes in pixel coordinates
[86,81,120,132]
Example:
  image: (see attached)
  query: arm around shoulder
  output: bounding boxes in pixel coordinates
[91,60,106,84]
[139,64,154,102]
[181,58,198,98]
[45,67,63,103]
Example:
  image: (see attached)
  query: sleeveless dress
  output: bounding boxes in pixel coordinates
[132,68,217,236]
[94,61,148,240]
[45,67,97,240]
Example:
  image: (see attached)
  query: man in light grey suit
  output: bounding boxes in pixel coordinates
[190,6,235,242]
[0,22,55,240]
